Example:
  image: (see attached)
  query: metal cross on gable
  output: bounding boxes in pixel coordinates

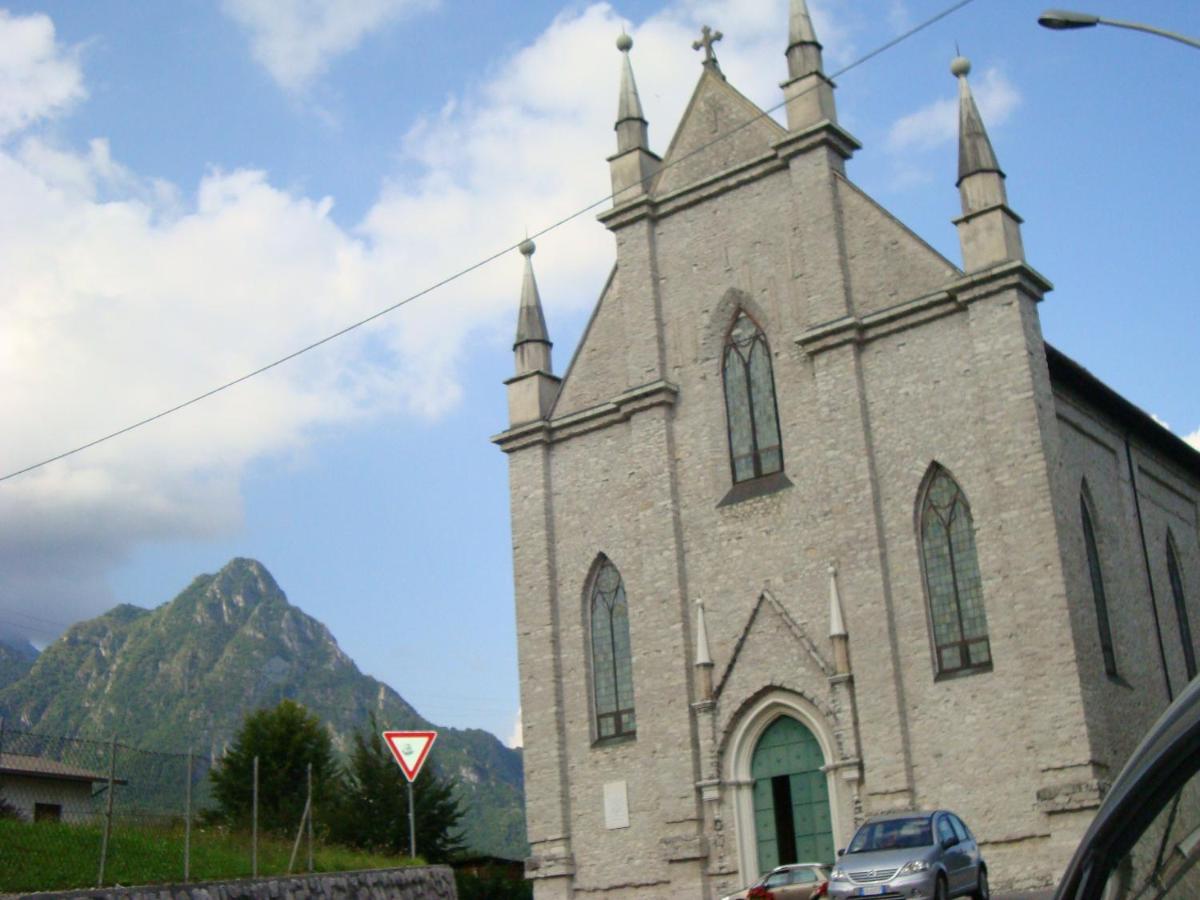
[692,24,723,68]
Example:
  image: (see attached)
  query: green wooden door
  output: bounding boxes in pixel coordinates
[751,716,834,872]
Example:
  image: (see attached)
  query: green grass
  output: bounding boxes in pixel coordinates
[0,818,418,893]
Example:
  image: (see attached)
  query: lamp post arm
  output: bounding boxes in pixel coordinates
[1098,16,1200,50]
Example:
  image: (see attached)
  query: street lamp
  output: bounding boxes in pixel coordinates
[1038,9,1200,50]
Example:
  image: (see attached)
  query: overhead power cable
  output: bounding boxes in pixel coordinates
[0,0,979,485]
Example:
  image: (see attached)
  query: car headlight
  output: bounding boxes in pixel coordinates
[831,866,848,881]
[898,860,930,875]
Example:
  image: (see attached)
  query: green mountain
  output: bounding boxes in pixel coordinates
[0,558,525,859]
[0,638,38,691]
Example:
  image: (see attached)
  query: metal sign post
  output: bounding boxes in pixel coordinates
[407,779,416,858]
[382,730,437,859]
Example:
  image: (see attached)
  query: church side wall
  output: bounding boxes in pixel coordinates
[1048,387,1200,774]
[849,290,1096,886]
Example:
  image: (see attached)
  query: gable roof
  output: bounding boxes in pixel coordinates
[0,752,126,785]
[653,67,787,198]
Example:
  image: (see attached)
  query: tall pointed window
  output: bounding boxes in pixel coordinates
[919,467,990,676]
[1167,535,1196,681]
[1081,493,1117,677]
[590,558,635,740]
[723,311,783,483]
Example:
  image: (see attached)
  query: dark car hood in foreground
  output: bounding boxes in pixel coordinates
[1054,676,1200,899]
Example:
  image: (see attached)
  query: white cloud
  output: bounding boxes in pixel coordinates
[220,0,436,92]
[0,1,858,639]
[886,66,1020,153]
[508,707,523,749]
[1185,429,1200,452]
[0,10,83,137]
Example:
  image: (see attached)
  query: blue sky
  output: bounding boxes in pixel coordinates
[0,0,1196,747]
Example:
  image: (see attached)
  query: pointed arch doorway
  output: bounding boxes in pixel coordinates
[750,716,835,870]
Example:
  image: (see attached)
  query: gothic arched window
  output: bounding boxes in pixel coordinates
[1167,534,1196,681]
[919,466,990,676]
[590,558,636,740]
[723,311,783,484]
[1081,492,1117,677]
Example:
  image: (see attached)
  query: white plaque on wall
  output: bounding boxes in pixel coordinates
[603,780,630,830]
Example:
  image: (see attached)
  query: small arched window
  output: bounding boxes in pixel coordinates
[1167,535,1196,681]
[1081,492,1117,677]
[919,466,990,676]
[723,311,783,484]
[590,558,636,740]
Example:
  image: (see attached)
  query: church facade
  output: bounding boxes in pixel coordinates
[493,4,1200,896]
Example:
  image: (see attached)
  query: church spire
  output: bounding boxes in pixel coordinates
[954,56,1002,193]
[513,238,551,374]
[828,563,851,676]
[781,0,837,132]
[615,32,649,154]
[828,563,847,640]
[608,34,660,205]
[951,56,1024,272]
[694,598,714,701]
[505,238,559,425]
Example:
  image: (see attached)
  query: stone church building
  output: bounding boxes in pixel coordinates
[493,3,1200,896]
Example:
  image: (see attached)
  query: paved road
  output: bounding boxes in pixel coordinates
[993,891,1054,900]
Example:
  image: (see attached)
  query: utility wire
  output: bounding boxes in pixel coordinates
[0,606,74,629]
[0,0,979,485]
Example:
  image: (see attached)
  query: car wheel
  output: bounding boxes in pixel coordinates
[933,874,948,900]
[971,867,989,900]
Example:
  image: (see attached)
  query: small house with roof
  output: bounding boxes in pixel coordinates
[0,752,122,823]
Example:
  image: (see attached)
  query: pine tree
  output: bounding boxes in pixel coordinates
[332,714,466,862]
[209,699,340,833]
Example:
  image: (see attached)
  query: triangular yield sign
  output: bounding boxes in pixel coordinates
[382,730,437,782]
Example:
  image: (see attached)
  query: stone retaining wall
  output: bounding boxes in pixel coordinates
[0,866,456,900]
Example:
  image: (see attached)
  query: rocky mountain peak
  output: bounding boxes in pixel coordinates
[206,557,283,606]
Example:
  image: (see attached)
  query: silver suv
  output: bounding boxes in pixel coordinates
[827,810,988,900]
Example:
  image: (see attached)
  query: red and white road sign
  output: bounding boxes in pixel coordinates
[382,730,437,782]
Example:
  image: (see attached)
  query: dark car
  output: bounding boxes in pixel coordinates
[828,810,987,900]
[1054,675,1200,899]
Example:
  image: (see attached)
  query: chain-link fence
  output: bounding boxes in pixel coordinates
[0,721,320,894]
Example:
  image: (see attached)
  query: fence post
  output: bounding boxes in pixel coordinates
[252,754,259,879]
[97,735,118,886]
[184,749,193,882]
[286,782,311,874]
[0,716,6,812]
[306,762,314,872]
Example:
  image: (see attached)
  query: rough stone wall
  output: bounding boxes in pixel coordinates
[1048,386,1200,774]
[0,866,456,900]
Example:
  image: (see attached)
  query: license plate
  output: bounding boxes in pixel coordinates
[856,888,887,897]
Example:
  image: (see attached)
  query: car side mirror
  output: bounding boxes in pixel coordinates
[837,848,845,857]
[942,835,959,849]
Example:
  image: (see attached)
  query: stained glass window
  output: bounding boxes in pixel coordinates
[591,559,636,739]
[1081,495,1117,677]
[920,468,990,676]
[1167,536,1196,682]
[723,312,783,484]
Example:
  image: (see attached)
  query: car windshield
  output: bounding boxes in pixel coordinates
[847,817,933,853]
